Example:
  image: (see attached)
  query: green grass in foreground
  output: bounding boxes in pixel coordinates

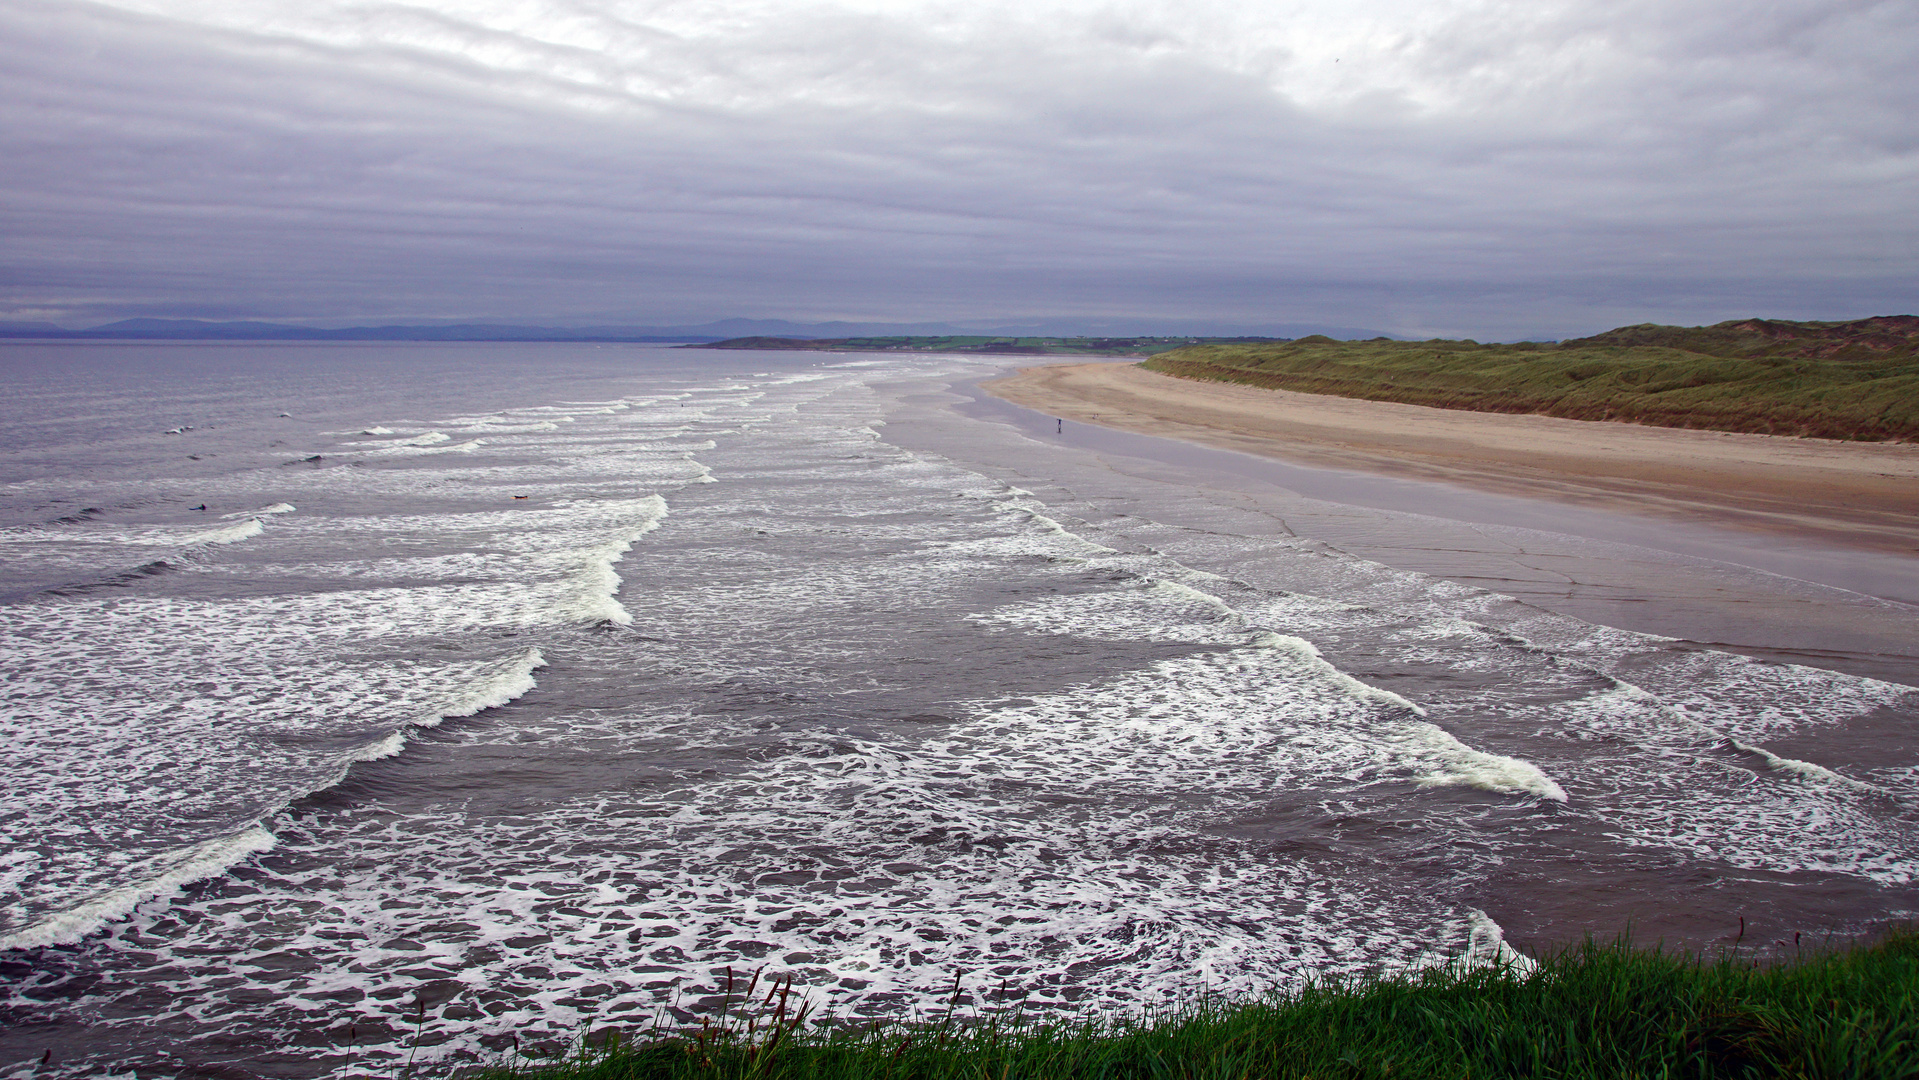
[466,933,1919,1080]
[1140,316,1919,441]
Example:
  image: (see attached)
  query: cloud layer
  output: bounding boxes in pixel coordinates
[3,0,1914,336]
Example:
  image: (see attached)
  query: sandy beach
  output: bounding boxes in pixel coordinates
[984,361,1919,555]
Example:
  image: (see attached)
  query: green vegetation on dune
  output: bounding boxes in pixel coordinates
[1141,316,1919,442]
[466,933,1919,1080]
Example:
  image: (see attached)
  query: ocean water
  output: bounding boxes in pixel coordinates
[1,342,1915,1078]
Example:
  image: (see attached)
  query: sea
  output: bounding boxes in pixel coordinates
[1,341,1916,1078]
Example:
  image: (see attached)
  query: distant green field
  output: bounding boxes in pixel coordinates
[465,932,1919,1080]
[1141,317,1919,442]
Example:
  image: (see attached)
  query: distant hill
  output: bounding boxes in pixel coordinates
[1564,315,1919,361]
[0,319,724,342]
[670,318,1396,339]
[1142,316,1919,442]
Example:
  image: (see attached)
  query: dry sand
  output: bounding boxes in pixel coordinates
[984,361,1919,555]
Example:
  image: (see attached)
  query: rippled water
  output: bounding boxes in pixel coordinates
[2,342,1915,1078]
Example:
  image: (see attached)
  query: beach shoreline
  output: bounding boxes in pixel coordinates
[982,361,1919,557]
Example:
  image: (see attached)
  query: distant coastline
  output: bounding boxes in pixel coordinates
[0,319,723,343]
[0,317,1397,344]
[681,333,1291,357]
[704,316,1919,444]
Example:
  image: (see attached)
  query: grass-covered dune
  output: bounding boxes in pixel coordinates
[1141,316,1919,442]
[469,934,1919,1080]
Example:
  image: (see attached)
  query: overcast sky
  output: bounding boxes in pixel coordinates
[3,0,1914,337]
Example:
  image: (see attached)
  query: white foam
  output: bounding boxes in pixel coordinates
[1254,632,1428,716]
[1565,682,1889,794]
[966,549,1567,803]
[1653,654,1914,740]
[222,503,295,519]
[1269,594,1914,860]
[0,827,276,951]
[354,437,486,456]
[419,647,546,723]
[1472,676,1919,882]
[449,420,561,434]
[1011,506,1114,554]
[1453,910,1538,977]
[1147,578,1240,618]
[1730,739,1890,797]
[0,486,662,950]
[43,674,1468,1066]
[183,518,264,545]
[353,730,408,762]
[970,584,1239,644]
[323,649,548,778]
[1390,723,1569,802]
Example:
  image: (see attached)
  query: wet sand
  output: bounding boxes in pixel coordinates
[884,360,1919,686]
[984,362,1919,556]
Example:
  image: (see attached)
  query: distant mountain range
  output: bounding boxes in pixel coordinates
[0,319,723,342]
[0,317,1399,342]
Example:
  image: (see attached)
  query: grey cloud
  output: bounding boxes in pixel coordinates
[1,0,1913,338]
